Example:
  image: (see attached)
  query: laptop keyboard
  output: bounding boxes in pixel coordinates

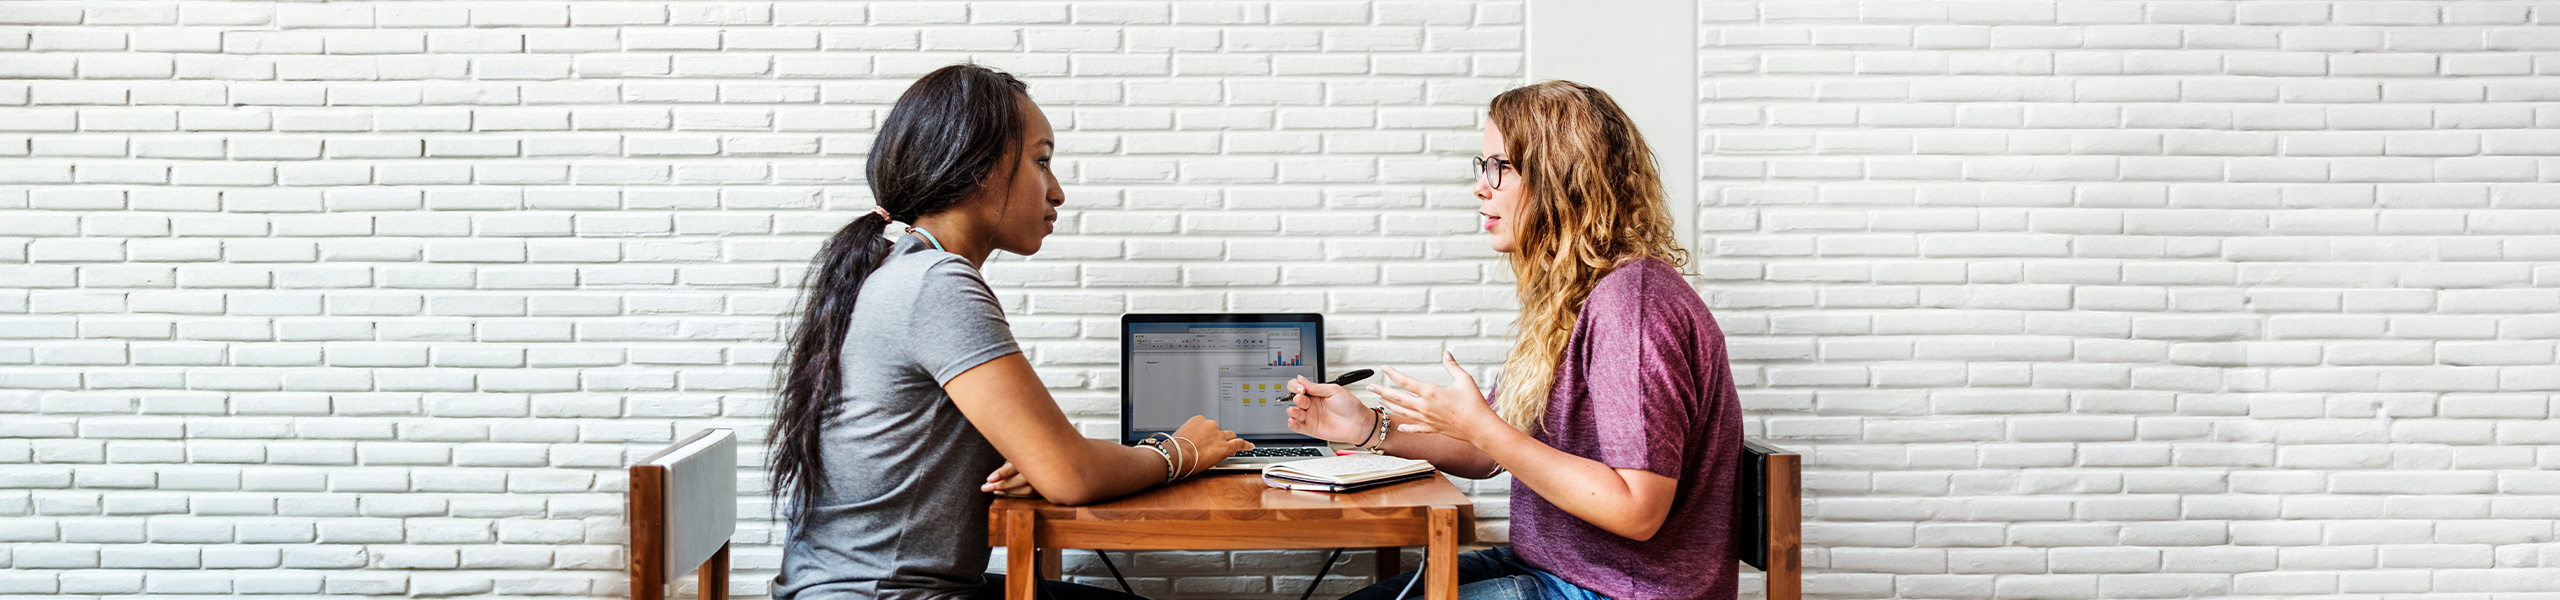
[1231,446,1329,458]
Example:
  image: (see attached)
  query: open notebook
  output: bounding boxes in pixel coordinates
[1262,453,1436,493]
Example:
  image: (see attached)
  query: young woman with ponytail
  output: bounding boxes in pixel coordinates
[1286,81,1745,600]
[769,64,1251,600]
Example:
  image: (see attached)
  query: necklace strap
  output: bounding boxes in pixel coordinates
[907,225,947,253]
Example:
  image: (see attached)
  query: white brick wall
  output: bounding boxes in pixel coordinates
[1,1,1525,599]
[6,1,2558,599]
[1701,1,2560,598]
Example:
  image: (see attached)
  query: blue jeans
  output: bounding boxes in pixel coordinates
[1341,548,1600,600]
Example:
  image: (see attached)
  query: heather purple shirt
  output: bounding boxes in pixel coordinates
[1507,258,1743,600]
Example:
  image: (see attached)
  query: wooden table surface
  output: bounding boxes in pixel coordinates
[990,472,1477,600]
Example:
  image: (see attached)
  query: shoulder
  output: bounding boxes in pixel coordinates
[917,254,987,286]
[860,245,1001,325]
[1585,258,1703,316]
[874,244,988,294]
[890,249,1017,356]
[906,255,1001,313]
[1580,258,1720,345]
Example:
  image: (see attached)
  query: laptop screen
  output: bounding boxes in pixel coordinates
[1122,314,1324,443]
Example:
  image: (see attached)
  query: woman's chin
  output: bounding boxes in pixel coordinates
[1000,231,1051,257]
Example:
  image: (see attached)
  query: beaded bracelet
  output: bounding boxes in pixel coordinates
[1364,409,1393,453]
[1146,444,1176,483]
[1354,407,1382,447]
[1139,433,1178,483]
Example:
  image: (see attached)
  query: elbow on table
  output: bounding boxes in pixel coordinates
[1040,490,1107,507]
[1016,468,1115,507]
[1029,482,1111,505]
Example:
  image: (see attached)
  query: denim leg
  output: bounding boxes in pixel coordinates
[1339,549,1520,600]
[1459,575,1546,600]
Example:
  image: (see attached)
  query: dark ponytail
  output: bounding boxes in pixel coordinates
[771,64,1031,522]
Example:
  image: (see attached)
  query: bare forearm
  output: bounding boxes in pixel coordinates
[1352,355,1678,540]
[954,355,1246,506]
[1382,426,1502,479]
[1468,426,1670,540]
[1037,439,1169,506]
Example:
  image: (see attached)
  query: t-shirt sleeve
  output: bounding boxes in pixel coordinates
[1580,274,1703,479]
[905,258,1023,385]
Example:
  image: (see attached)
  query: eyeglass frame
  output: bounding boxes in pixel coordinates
[1473,156,1515,191]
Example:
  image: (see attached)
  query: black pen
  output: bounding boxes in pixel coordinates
[1325,369,1374,387]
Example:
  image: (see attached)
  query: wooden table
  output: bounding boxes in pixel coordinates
[989,472,1476,600]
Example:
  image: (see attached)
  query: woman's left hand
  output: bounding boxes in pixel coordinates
[981,462,1038,498]
[1370,351,1505,445]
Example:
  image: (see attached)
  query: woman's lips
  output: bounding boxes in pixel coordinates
[1483,216,1500,231]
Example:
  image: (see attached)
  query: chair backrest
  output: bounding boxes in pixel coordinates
[1736,437,1801,600]
[629,428,737,600]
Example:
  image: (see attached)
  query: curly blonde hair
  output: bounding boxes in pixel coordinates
[1489,81,1690,434]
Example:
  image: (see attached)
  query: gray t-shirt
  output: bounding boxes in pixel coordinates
[773,235,1022,600]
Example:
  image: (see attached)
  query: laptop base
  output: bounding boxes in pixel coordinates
[1202,445,1334,472]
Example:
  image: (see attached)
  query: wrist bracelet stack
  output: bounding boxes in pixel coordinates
[1353,408,1379,448]
[1358,407,1392,453]
[1139,433,1181,483]
[1375,411,1392,452]
[1170,436,1196,479]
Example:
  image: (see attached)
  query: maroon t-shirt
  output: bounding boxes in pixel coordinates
[1507,258,1743,600]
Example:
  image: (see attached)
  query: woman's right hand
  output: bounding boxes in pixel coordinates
[1285,375,1378,445]
[1171,415,1253,476]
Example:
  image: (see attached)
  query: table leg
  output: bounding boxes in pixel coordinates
[1038,548,1062,580]
[1373,547,1401,579]
[1425,507,1459,600]
[1005,510,1038,600]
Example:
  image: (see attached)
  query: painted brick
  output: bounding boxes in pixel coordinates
[12,2,2560,599]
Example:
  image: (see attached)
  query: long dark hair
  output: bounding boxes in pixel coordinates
[770,64,1030,523]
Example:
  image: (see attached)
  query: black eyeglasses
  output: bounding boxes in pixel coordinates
[1473,156,1514,190]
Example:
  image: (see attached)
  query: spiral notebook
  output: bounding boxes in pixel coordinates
[1261,453,1436,493]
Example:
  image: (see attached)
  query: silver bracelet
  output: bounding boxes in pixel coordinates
[1354,408,1382,447]
[1366,410,1393,453]
[1170,436,1198,480]
[1140,434,1178,483]
[1146,444,1176,483]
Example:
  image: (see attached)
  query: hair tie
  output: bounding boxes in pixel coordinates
[871,206,894,222]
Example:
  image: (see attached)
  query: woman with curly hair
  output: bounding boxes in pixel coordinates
[1288,81,1744,600]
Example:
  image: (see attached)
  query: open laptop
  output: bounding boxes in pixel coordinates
[1122,313,1337,471]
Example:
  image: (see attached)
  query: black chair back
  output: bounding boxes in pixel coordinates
[1735,437,1800,600]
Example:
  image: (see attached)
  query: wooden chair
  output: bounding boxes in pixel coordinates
[629,429,737,600]
[1737,437,1801,600]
